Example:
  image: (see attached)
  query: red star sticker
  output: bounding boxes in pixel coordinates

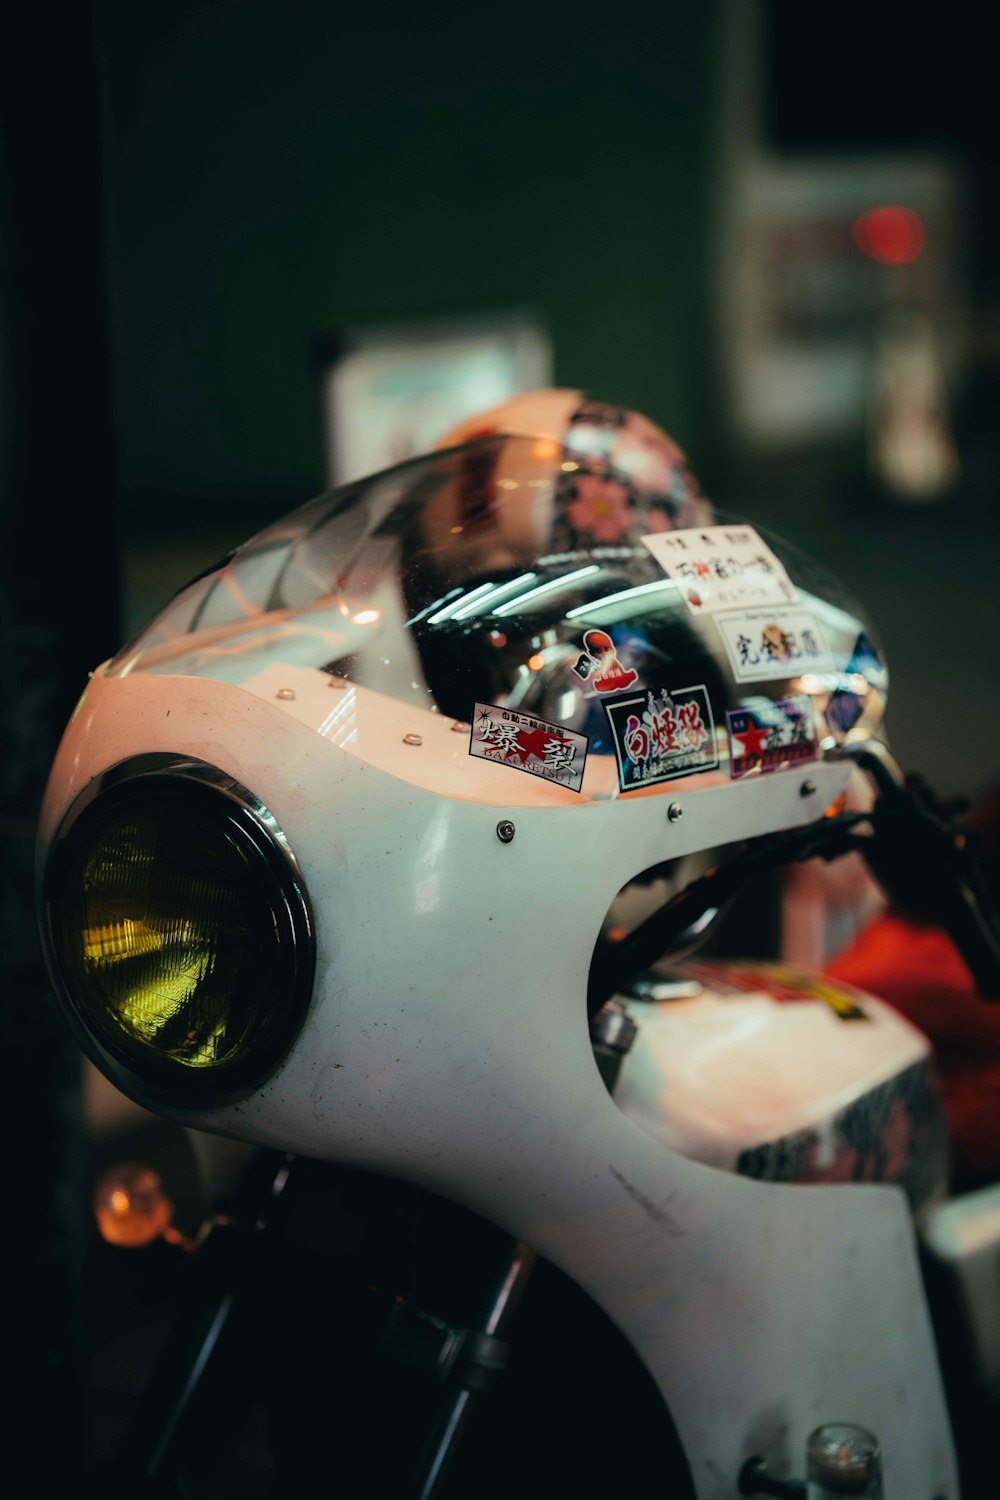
[734,721,771,758]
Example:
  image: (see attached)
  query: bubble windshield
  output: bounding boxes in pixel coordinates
[109,436,887,801]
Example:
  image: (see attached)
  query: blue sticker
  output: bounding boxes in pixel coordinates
[826,633,885,734]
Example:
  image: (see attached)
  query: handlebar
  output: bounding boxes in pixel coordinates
[589,742,1000,1017]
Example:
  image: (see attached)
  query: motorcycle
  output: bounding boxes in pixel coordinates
[34,391,1000,1497]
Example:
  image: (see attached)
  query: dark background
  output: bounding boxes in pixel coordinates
[1,0,997,1487]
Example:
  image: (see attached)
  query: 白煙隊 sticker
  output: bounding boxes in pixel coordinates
[604,685,719,792]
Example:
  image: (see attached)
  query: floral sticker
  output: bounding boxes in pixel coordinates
[550,397,705,552]
[564,474,632,543]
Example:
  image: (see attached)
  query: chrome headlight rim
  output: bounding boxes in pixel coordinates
[39,753,315,1112]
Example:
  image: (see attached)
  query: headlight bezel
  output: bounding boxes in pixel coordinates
[39,753,315,1112]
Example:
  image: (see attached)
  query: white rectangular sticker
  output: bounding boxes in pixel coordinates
[469,703,588,793]
[641,524,796,615]
[714,606,836,682]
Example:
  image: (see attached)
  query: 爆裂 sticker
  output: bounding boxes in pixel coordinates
[470,703,588,792]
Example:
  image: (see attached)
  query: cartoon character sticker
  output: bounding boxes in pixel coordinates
[571,630,639,693]
[604,685,719,792]
[469,703,588,792]
[726,695,818,779]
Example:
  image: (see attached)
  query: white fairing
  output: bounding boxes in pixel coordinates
[923,1184,1000,1398]
[39,667,958,1498]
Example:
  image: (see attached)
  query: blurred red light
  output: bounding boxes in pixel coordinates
[851,205,926,265]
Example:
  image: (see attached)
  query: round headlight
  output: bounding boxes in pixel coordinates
[40,756,314,1108]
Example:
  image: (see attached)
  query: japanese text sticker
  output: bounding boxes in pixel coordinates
[604,684,719,792]
[469,703,588,793]
[726,695,818,780]
[715,605,836,683]
[641,524,796,615]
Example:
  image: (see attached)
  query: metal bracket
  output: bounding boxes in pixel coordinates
[379,1302,510,1394]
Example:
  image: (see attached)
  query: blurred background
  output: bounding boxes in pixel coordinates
[2,0,997,1484]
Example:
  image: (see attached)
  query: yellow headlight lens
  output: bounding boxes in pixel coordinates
[42,763,313,1103]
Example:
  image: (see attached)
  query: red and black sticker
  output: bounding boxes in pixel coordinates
[603,684,719,792]
[469,702,588,792]
[571,629,639,693]
[726,695,817,779]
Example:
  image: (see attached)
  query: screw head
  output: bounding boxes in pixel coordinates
[275,687,296,701]
[496,820,516,843]
[403,733,423,746]
[667,802,683,823]
[800,779,817,798]
[326,675,347,689]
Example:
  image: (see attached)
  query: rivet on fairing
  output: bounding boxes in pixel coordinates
[667,803,683,823]
[403,733,423,746]
[800,779,817,798]
[326,676,347,689]
[496,820,516,843]
[451,720,470,733]
[275,688,296,701]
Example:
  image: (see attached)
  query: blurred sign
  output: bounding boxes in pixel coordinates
[321,311,553,485]
[721,153,967,449]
